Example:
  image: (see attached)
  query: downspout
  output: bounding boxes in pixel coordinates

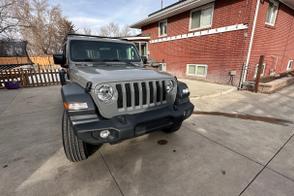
[239,0,261,89]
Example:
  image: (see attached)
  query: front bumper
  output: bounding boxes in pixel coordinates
[69,102,194,145]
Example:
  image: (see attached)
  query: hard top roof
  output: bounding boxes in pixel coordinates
[66,33,133,44]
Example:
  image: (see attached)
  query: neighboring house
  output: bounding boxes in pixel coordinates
[123,36,151,57]
[0,40,33,70]
[131,0,294,86]
[0,40,60,70]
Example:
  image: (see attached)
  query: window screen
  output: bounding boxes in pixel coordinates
[266,0,279,25]
[187,64,208,77]
[190,5,213,30]
[159,20,167,36]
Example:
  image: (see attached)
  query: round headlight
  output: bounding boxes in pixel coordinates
[96,84,114,102]
[166,80,174,93]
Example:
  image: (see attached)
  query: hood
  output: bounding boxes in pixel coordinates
[69,64,174,87]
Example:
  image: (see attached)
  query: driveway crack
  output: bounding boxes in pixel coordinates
[184,124,294,190]
[239,131,294,195]
[99,150,125,196]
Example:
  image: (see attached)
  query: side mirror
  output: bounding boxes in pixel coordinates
[53,54,67,67]
[141,56,148,64]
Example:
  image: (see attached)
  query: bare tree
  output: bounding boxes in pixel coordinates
[99,22,131,37]
[82,27,92,35]
[120,25,132,37]
[15,0,75,55]
[0,0,19,38]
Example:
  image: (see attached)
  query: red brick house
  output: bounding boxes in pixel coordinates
[130,0,294,87]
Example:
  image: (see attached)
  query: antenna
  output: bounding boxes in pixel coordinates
[161,0,163,9]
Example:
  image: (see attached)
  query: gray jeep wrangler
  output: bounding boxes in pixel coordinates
[53,34,194,162]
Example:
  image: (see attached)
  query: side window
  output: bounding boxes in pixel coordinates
[158,20,167,37]
[186,64,208,77]
[265,0,279,26]
[62,44,67,64]
[63,44,67,56]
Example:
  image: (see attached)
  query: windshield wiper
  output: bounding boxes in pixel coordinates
[73,59,96,62]
[100,59,141,67]
[125,61,140,67]
[101,59,121,62]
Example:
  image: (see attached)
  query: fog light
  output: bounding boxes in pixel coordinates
[182,88,189,94]
[100,130,110,139]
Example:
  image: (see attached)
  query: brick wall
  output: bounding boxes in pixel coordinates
[142,0,294,85]
[247,0,294,80]
[142,0,253,85]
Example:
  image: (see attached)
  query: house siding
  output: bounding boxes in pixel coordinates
[142,0,253,85]
[141,0,294,85]
[247,0,294,80]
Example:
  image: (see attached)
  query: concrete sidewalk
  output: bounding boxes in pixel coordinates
[179,79,236,99]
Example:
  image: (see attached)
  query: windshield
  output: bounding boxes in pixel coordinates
[70,40,141,62]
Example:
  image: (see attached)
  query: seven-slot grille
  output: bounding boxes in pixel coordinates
[116,80,168,111]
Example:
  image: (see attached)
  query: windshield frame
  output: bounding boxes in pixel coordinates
[69,39,142,63]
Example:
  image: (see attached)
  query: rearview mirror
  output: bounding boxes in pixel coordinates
[53,54,66,67]
[141,56,148,64]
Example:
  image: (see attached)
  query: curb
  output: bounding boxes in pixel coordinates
[190,88,237,100]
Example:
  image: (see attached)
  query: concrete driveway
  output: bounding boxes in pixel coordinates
[0,85,294,196]
[179,79,236,99]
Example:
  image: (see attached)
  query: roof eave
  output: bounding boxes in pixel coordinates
[280,0,294,10]
[123,36,151,41]
[130,0,215,29]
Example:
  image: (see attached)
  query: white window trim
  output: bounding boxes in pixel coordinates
[287,60,293,71]
[189,3,214,32]
[254,63,266,78]
[158,19,168,37]
[186,64,208,77]
[265,0,279,26]
[135,41,149,57]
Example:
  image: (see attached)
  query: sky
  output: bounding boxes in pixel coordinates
[48,0,177,34]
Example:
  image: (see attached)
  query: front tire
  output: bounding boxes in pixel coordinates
[162,122,182,133]
[62,111,100,162]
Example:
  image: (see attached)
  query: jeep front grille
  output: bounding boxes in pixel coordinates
[115,80,167,111]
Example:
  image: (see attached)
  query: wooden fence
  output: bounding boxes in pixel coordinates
[0,68,60,88]
[30,56,60,70]
[0,55,60,70]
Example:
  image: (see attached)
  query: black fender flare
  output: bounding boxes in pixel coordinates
[61,82,96,114]
[175,81,190,105]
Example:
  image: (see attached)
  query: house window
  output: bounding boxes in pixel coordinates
[158,20,167,37]
[287,60,293,71]
[254,63,266,78]
[190,4,214,31]
[159,63,167,72]
[265,0,279,26]
[186,64,208,77]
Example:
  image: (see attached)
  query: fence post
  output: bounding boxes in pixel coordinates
[20,69,24,86]
[30,69,35,87]
[0,71,2,87]
[255,55,265,93]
